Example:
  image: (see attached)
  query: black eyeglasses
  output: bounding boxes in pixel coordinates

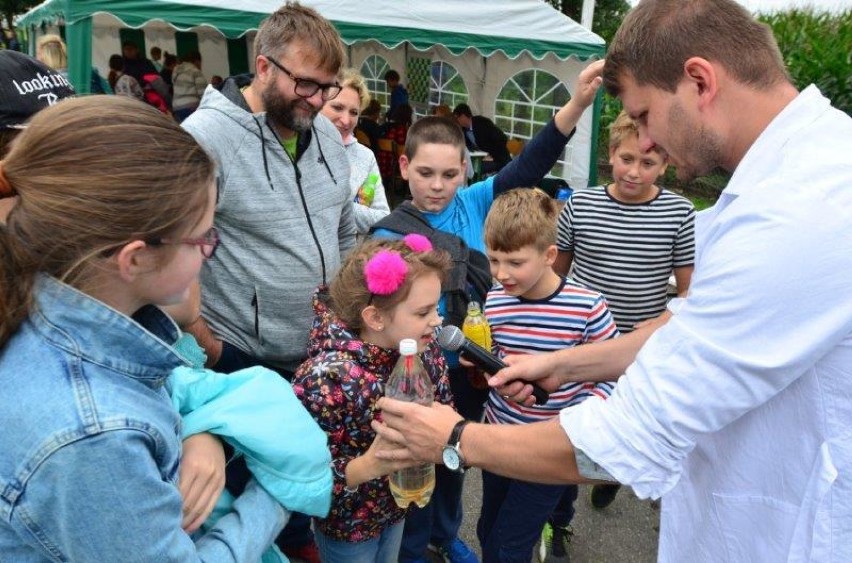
[264,55,342,101]
[147,226,220,259]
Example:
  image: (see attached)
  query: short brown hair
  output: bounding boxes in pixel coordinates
[404,116,465,161]
[0,96,214,347]
[485,188,557,252]
[604,0,788,96]
[254,2,344,74]
[329,238,450,332]
[608,111,666,158]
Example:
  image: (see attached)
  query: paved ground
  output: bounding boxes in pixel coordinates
[445,468,660,563]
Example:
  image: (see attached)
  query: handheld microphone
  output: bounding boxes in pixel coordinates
[436,325,549,405]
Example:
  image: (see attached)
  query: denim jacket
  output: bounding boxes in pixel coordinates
[0,276,286,562]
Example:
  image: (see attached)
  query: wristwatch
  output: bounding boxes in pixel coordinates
[442,420,470,473]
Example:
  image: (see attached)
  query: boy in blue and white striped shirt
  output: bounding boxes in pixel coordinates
[477,188,618,562]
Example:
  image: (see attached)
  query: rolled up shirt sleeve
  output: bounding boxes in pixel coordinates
[560,181,852,500]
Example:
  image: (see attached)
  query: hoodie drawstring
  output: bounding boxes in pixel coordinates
[253,115,275,191]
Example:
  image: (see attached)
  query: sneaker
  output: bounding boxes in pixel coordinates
[538,522,572,563]
[589,483,620,509]
[431,537,480,563]
[281,541,321,563]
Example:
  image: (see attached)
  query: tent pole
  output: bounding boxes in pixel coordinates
[66,16,93,94]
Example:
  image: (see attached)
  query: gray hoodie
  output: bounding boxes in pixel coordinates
[183,81,356,372]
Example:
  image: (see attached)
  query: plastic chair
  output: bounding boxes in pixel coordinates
[377,138,405,202]
[354,128,371,148]
[506,138,525,157]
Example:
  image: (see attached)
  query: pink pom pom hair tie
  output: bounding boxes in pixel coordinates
[403,233,433,253]
[364,250,408,297]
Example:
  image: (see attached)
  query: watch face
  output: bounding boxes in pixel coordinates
[442,446,461,470]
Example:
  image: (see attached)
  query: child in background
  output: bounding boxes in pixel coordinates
[0,96,285,560]
[480,188,618,562]
[372,60,606,563]
[553,110,695,513]
[293,236,453,563]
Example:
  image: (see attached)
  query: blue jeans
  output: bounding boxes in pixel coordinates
[477,470,578,563]
[213,341,313,550]
[399,366,488,561]
[315,521,404,563]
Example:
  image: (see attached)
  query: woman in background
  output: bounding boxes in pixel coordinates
[321,69,390,235]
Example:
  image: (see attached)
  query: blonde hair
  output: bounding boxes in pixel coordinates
[0,96,214,347]
[36,34,67,71]
[485,188,557,252]
[608,111,667,157]
[254,2,344,74]
[329,239,450,332]
[340,68,371,111]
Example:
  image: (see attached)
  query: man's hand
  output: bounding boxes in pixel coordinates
[372,400,463,464]
[179,433,226,533]
[489,353,565,407]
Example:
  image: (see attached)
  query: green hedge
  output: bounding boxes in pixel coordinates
[594,7,850,197]
[760,8,852,116]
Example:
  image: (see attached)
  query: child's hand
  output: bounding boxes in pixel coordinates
[572,59,605,110]
[347,433,422,489]
[179,432,226,533]
[554,60,605,135]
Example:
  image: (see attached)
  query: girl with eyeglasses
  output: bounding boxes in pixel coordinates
[0,96,291,560]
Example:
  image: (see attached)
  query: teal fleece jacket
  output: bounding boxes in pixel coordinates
[168,334,332,521]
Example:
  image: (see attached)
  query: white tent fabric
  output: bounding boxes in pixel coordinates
[19,0,605,187]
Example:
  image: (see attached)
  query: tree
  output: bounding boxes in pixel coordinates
[0,0,38,32]
[546,0,631,42]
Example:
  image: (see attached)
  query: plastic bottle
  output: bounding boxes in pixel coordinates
[462,301,492,352]
[385,339,435,508]
[462,301,492,389]
[355,172,380,206]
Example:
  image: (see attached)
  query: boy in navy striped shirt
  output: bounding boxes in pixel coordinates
[478,188,619,562]
[554,111,695,513]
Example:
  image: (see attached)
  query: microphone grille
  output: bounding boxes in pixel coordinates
[436,325,465,352]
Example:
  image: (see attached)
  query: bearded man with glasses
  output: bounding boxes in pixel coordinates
[181,3,356,562]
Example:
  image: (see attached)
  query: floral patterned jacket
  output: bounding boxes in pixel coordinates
[292,290,453,543]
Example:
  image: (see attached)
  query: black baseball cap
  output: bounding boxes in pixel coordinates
[0,50,75,129]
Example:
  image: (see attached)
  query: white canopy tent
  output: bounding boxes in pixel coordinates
[18,0,605,188]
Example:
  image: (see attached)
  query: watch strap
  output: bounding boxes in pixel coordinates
[447,419,470,447]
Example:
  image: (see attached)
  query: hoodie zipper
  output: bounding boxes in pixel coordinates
[265,121,329,285]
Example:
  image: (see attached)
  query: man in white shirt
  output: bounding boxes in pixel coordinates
[373,0,852,561]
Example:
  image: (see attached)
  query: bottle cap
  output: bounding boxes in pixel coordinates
[467,301,481,313]
[399,338,417,355]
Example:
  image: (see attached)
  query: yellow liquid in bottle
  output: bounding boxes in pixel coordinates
[463,312,492,351]
[389,463,435,508]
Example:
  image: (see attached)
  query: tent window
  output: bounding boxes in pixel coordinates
[119,29,146,57]
[429,61,468,112]
[175,31,199,60]
[360,55,390,113]
[227,37,249,76]
[406,56,430,107]
[495,69,572,180]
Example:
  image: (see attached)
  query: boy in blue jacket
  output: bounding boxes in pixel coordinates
[372,60,606,563]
